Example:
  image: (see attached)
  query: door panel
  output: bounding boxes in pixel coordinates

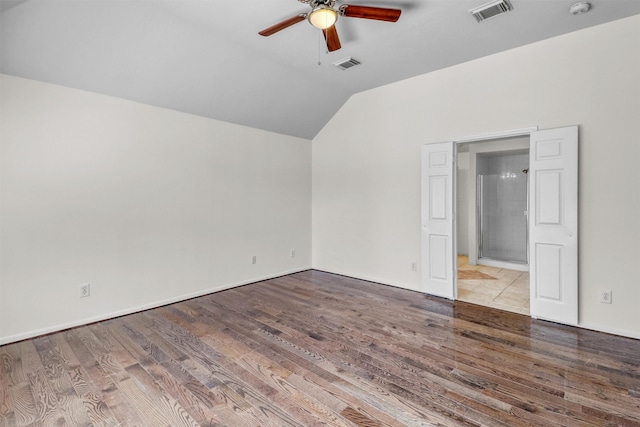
[529,126,578,325]
[535,243,562,300]
[429,235,448,280]
[537,171,562,224]
[421,142,455,299]
[430,176,447,219]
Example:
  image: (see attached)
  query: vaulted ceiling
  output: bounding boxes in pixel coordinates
[2,0,640,139]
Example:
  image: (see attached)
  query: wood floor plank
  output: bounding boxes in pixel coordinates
[137,311,299,427]
[46,332,121,427]
[63,329,147,427]
[202,314,404,425]
[108,321,220,425]
[2,270,640,426]
[31,337,93,427]
[249,287,572,425]
[0,345,17,427]
[6,382,37,427]
[150,311,316,427]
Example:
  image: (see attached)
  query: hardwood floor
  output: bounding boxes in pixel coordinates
[1,270,639,426]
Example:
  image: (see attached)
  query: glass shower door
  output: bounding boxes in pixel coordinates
[478,172,528,264]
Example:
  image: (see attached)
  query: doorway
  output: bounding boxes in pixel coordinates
[421,126,578,325]
[456,137,530,315]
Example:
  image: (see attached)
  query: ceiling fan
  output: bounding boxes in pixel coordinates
[259,0,402,52]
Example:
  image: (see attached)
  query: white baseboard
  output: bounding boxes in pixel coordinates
[313,268,422,293]
[0,267,310,346]
[5,268,637,345]
[577,322,640,341]
[477,258,529,272]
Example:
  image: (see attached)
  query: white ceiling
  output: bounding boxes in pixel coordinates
[2,0,640,139]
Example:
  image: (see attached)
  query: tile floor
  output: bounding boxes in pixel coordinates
[457,255,530,315]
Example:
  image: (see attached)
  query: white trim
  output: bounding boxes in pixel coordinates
[578,322,640,341]
[453,127,538,144]
[0,267,311,346]
[318,268,450,299]
[477,258,529,272]
[7,266,636,344]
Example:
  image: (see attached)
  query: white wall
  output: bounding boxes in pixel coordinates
[0,75,312,344]
[313,15,640,338]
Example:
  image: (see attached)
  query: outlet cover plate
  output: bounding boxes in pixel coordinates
[80,283,90,298]
[600,290,612,304]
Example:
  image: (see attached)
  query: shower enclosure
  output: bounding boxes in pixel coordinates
[476,151,529,267]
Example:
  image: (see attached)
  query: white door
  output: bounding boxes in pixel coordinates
[421,142,456,299]
[529,126,578,325]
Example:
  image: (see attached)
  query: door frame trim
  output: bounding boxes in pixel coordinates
[451,126,538,313]
[452,127,538,144]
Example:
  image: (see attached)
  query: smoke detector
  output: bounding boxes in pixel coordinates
[333,57,361,70]
[569,2,591,15]
[469,0,513,23]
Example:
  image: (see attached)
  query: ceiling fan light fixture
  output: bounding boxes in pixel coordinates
[308,6,338,29]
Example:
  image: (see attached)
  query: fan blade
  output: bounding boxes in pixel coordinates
[259,14,306,36]
[340,5,401,22]
[322,26,341,52]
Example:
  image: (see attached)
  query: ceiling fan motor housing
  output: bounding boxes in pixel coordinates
[301,0,337,6]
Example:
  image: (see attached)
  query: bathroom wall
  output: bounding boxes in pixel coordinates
[456,152,470,256]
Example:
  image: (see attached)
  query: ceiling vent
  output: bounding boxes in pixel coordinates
[333,57,361,70]
[469,0,513,23]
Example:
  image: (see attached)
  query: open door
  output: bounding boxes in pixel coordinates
[421,142,456,299]
[529,126,578,325]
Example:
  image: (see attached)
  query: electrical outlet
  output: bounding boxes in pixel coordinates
[411,262,417,271]
[251,255,257,264]
[80,283,90,298]
[600,290,612,304]
[290,249,296,258]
